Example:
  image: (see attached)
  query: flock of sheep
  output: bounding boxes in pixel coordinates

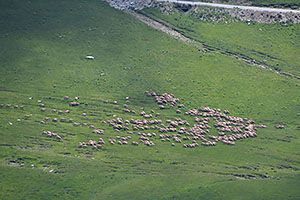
[1,91,284,150]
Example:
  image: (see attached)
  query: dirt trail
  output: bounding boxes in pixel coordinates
[125,10,300,80]
[157,0,300,14]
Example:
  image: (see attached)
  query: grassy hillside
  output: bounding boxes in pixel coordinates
[0,0,300,199]
[141,7,300,77]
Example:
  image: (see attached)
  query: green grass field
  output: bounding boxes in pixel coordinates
[141,7,300,77]
[0,0,300,199]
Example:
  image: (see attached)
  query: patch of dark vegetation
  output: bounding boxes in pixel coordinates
[7,160,24,166]
[175,4,192,12]
[277,165,299,171]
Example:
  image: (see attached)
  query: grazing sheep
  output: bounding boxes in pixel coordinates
[178,104,184,108]
[113,105,119,109]
[64,96,69,100]
[92,129,104,135]
[69,102,80,106]
[73,122,80,126]
[42,131,61,139]
[85,55,95,60]
[275,125,285,129]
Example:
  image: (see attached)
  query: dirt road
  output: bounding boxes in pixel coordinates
[157,0,300,13]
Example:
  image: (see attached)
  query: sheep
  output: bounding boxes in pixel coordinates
[69,102,80,106]
[73,122,80,126]
[92,129,104,135]
[42,131,61,139]
[178,104,184,108]
[113,105,119,109]
[60,118,66,122]
[85,55,95,60]
[275,125,285,129]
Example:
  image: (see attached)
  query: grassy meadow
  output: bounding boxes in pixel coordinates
[141,6,300,76]
[0,0,300,199]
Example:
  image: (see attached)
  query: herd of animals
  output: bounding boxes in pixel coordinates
[1,91,285,150]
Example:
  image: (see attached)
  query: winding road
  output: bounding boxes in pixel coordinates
[157,0,300,13]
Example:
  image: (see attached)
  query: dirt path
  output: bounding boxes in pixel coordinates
[125,10,300,80]
[157,0,300,14]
